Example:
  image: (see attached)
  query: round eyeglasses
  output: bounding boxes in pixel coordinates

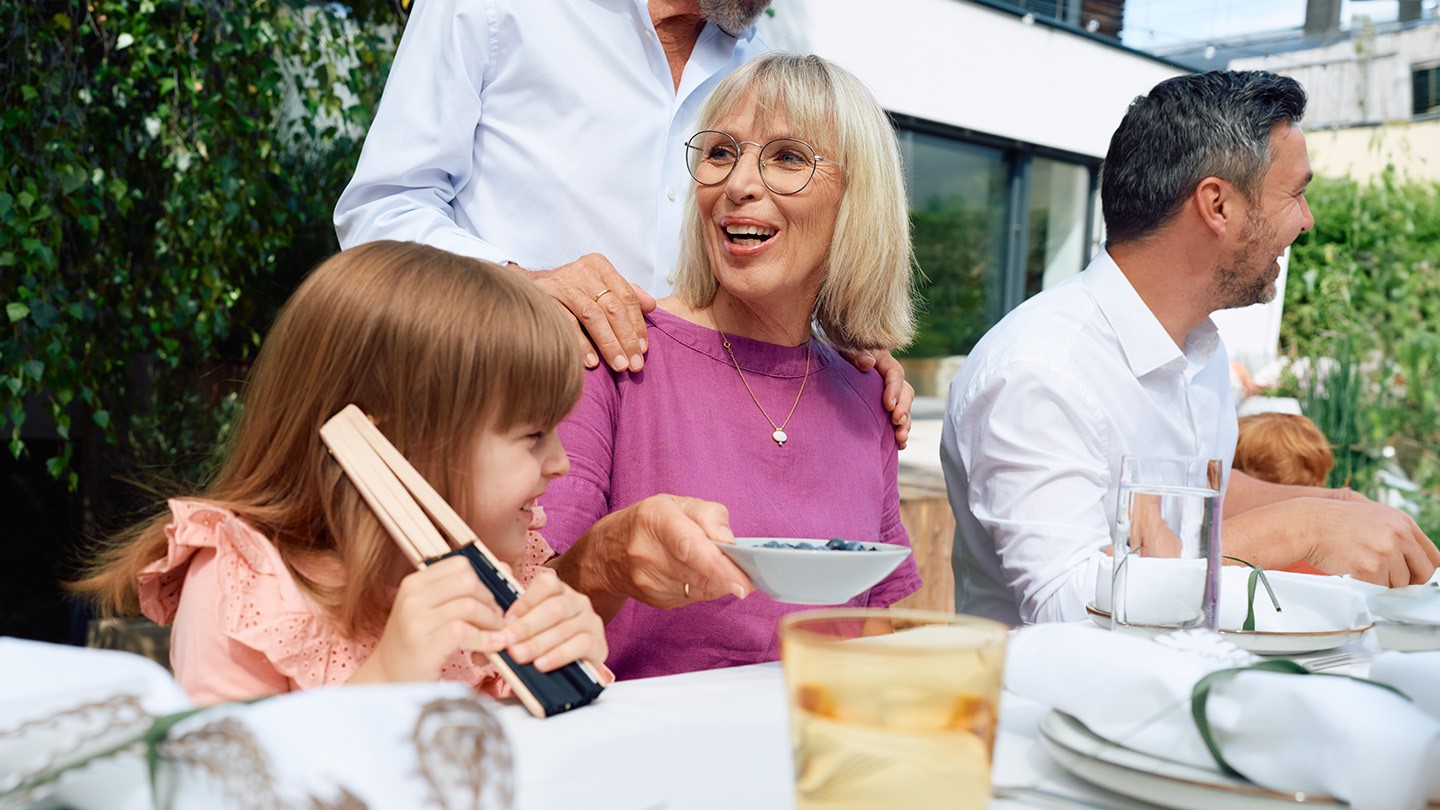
[684,131,834,195]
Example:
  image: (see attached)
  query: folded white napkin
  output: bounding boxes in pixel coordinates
[1007,623,1440,810]
[160,682,514,809]
[1094,560,1371,632]
[2,638,527,810]
[1370,650,1440,720]
[1370,584,1440,625]
[0,637,192,810]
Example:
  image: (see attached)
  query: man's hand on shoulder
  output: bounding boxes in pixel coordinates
[512,254,656,372]
[839,348,914,449]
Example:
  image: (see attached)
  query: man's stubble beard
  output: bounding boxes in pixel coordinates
[1213,208,1280,311]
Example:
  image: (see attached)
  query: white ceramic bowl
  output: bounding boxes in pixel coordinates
[714,537,911,605]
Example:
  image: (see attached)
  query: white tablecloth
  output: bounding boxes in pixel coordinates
[494,660,1155,809]
[5,631,1383,809]
[8,639,1129,809]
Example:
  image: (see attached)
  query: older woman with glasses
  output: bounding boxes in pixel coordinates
[539,52,921,679]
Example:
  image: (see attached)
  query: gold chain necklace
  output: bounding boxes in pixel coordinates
[719,329,810,447]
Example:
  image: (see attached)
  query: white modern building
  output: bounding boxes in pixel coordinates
[759,0,1186,375]
[1159,5,1440,182]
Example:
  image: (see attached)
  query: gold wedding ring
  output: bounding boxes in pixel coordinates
[593,288,612,302]
[684,581,691,600]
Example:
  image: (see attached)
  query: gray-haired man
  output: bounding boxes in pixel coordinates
[942,70,1439,626]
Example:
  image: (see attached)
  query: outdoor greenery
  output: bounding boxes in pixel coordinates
[2,1,1436,556]
[907,200,1005,356]
[1,0,396,494]
[1280,170,1440,537]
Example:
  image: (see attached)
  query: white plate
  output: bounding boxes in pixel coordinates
[714,537,910,605]
[1085,604,1372,655]
[1037,710,1353,808]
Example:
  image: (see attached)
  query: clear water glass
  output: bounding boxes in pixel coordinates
[1111,456,1223,631]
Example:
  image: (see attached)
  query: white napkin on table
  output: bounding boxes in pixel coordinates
[1094,561,1371,632]
[1007,623,1440,810]
[1370,650,1440,720]
[1,637,191,810]
[2,638,527,810]
[159,682,515,809]
[1369,583,1440,626]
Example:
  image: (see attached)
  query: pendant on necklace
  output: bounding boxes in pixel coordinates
[772,429,788,446]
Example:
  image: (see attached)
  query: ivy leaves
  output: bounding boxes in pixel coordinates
[0,0,396,487]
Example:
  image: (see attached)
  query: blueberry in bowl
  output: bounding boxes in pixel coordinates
[715,537,911,605]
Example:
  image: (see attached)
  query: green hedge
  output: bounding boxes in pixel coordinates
[1,0,395,489]
[1283,170,1440,536]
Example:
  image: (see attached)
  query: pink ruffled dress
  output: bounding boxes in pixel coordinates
[138,499,557,705]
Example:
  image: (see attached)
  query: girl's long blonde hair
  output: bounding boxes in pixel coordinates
[73,241,581,638]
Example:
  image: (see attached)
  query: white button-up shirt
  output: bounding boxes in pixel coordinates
[941,250,1238,626]
[334,0,769,296]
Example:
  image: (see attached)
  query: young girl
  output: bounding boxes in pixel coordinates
[1233,411,1336,576]
[74,241,610,705]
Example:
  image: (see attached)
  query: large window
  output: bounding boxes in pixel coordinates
[1415,62,1440,118]
[1025,157,1092,298]
[900,131,1009,356]
[896,117,1098,356]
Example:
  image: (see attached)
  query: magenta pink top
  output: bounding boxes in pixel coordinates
[138,499,558,705]
[540,308,922,679]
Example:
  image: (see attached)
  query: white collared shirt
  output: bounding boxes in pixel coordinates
[334,0,769,296]
[941,250,1238,626]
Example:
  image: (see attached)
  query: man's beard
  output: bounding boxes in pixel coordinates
[699,0,772,35]
[1214,209,1280,311]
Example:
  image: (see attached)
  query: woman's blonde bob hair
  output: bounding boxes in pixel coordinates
[670,52,916,353]
[73,241,582,637]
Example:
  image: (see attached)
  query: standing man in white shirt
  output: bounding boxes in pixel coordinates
[942,70,1439,626]
[334,0,914,442]
[336,0,766,371]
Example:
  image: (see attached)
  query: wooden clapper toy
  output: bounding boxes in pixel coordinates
[320,404,605,718]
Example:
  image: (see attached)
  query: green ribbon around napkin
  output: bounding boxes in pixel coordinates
[2,698,266,810]
[1190,660,1407,777]
[1221,556,1283,632]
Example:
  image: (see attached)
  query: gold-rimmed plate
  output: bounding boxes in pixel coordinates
[1084,604,1372,655]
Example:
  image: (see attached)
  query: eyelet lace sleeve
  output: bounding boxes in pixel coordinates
[137,499,604,701]
[138,499,374,695]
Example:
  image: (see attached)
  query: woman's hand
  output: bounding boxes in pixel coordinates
[350,556,506,685]
[551,494,754,621]
[498,568,608,673]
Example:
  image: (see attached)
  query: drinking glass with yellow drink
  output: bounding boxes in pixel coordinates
[778,609,1008,809]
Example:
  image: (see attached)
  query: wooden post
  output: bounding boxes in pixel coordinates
[893,466,956,613]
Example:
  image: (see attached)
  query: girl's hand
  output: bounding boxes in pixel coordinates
[350,556,506,685]
[499,568,608,673]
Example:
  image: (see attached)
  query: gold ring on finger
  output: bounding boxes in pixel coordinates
[684,581,690,600]
[593,288,612,302]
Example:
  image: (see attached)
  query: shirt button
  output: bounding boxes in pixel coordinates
[666,187,677,201]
